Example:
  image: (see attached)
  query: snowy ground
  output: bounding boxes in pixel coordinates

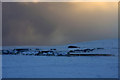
[2,39,118,78]
[2,55,118,78]
[0,55,2,79]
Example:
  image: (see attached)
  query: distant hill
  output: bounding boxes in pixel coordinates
[2,38,118,50]
[67,39,118,48]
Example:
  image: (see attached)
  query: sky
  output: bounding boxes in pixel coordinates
[2,2,118,46]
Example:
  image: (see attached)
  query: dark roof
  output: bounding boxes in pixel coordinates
[68,46,79,48]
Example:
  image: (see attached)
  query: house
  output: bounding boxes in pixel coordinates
[68,46,80,51]
[41,50,54,56]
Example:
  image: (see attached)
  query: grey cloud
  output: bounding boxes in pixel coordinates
[2,2,118,46]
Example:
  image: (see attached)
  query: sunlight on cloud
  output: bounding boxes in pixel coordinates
[70,2,118,11]
[3,2,118,45]
[33,0,39,3]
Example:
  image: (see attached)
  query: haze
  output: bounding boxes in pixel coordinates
[3,2,118,46]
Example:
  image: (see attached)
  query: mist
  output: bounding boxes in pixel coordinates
[2,2,118,46]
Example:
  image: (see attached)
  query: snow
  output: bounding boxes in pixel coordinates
[2,39,118,78]
[2,55,118,78]
[0,55,2,79]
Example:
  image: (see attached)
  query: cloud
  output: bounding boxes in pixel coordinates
[2,2,118,46]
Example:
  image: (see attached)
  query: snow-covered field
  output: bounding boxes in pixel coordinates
[0,55,2,79]
[2,55,118,78]
[2,39,118,78]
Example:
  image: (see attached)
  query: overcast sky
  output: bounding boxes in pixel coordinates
[3,2,118,46]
